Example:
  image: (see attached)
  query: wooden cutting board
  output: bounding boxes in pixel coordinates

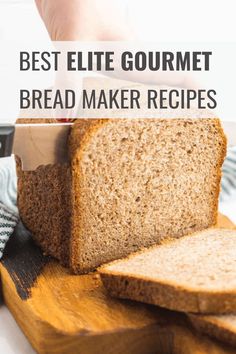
[0,214,235,354]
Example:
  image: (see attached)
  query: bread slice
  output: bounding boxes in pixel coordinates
[100,228,236,314]
[17,118,226,274]
[189,314,236,348]
[171,324,236,354]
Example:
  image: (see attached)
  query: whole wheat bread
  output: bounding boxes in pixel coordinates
[100,228,236,314]
[171,324,236,354]
[17,118,226,273]
[189,314,236,348]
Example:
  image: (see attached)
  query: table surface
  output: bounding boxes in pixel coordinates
[0,198,235,354]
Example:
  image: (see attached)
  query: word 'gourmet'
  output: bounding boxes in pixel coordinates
[20,51,212,72]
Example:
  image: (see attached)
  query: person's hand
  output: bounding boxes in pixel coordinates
[35,0,133,41]
[34,0,199,116]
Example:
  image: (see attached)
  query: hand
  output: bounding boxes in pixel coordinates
[34,0,199,116]
[35,0,134,41]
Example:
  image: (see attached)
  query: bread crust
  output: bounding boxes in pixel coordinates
[208,119,227,228]
[69,119,110,272]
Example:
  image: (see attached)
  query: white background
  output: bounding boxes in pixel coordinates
[0,0,236,42]
[0,1,235,353]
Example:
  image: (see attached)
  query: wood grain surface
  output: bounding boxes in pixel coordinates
[0,214,235,354]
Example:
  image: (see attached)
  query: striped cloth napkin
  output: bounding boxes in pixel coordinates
[0,202,18,258]
[0,157,19,260]
[221,147,236,200]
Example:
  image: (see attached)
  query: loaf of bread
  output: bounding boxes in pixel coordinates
[100,228,236,314]
[17,118,226,273]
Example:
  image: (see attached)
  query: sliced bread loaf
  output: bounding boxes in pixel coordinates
[100,228,236,314]
[17,118,226,273]
[189,314,236,348]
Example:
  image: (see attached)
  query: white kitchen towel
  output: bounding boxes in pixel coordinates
[221,147,236,200]
[0,156,18,215]
[0,202,18,259]
[0,156,19,259]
